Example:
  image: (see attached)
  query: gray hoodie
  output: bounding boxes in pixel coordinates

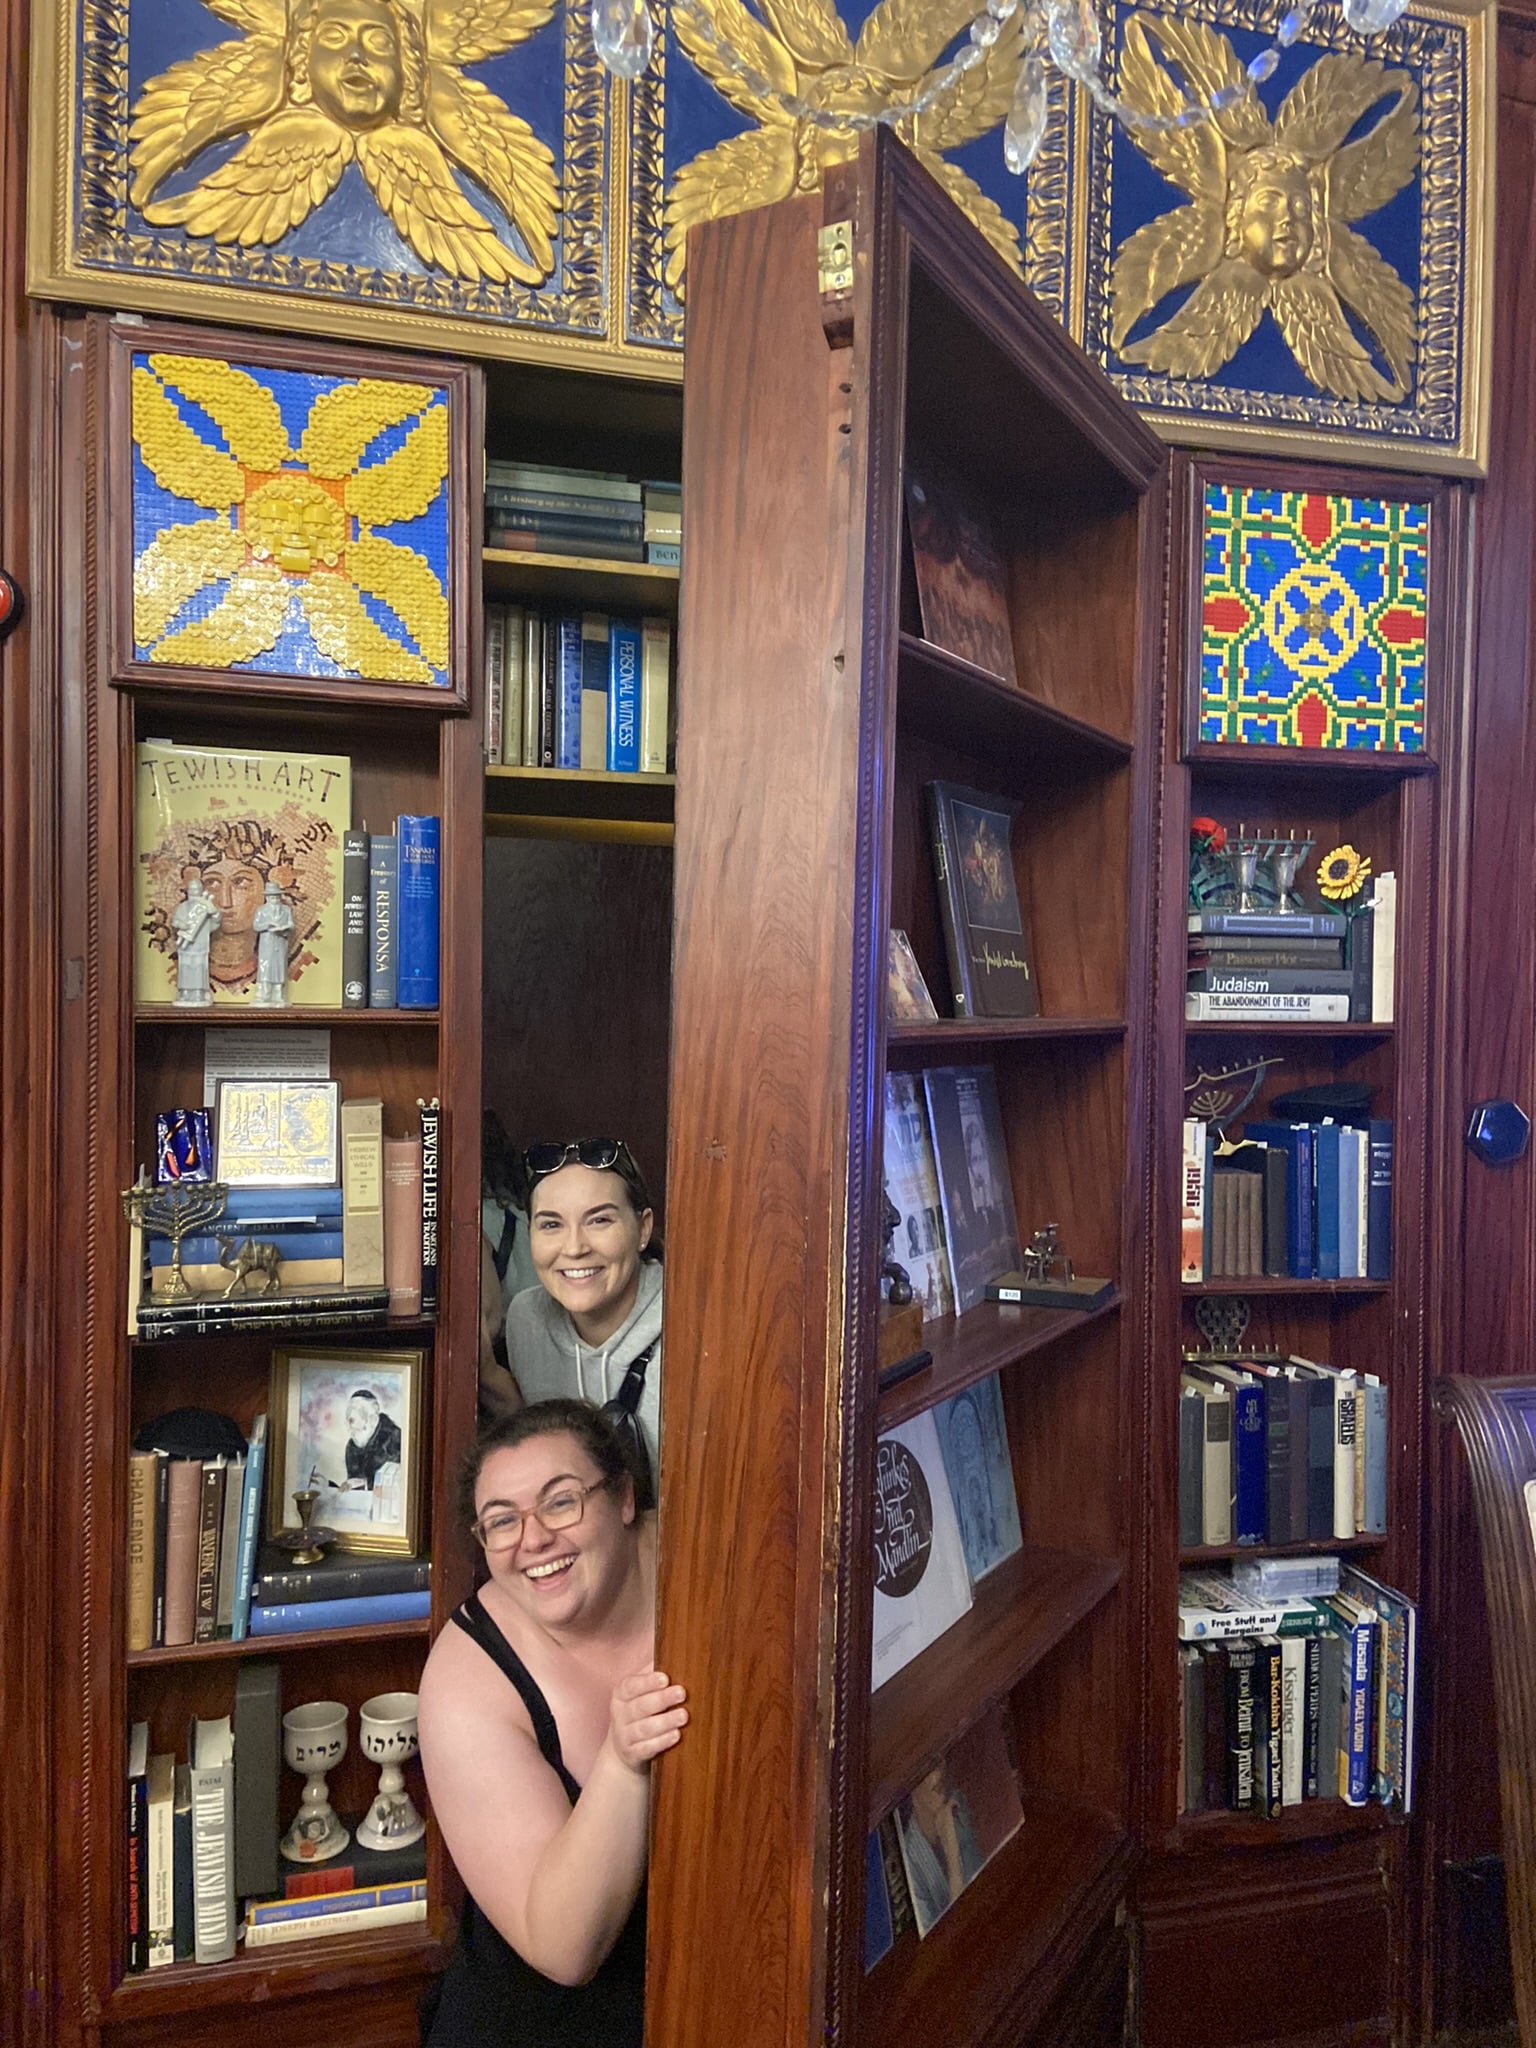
[503,1258,663,1473]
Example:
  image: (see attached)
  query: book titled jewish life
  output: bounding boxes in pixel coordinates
[895,1704,1024,1938]
[933,1374,1022,1585]
[135,740,350,1007]
[871,1410,972,1690]
[926,782,1038,1019]
[882,1072,956,1321]
[923,1065,1022,1315]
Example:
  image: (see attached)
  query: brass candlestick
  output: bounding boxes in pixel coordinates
[274,1489,336,1567]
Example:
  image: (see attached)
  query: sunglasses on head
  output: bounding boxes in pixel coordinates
[521,1139,636,1182]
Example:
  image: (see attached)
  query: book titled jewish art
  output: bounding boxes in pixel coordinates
[135,740,351,1007]
[927,782,1038,1019]
[871,1409,972,1691]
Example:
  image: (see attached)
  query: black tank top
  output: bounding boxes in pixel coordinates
[424,1591,647,2048]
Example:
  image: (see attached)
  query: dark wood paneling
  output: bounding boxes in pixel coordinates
[480,835,673,1219]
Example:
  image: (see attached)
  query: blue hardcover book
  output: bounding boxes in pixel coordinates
[932,1373,1022,1584]
[1230,1376,1267,1546]
[863,1830,893,1972]
[230,1416,267,1644]
[1245,1122,1315,1278]
[149,1230,343,1268]
[216,1187,345,1227]
[1313,1123,1341,1280]
[396,814,440,1010]
[607,619,641,772]
[368,832,398,1009]
[553,614,583,770]
[1367,1120,1393,1281]
[1326,1597,1378,1806]
[1190,910,1347,939]
[248,1589,431,1635]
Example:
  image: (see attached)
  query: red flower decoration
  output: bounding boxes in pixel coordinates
[1190,816,1227,854]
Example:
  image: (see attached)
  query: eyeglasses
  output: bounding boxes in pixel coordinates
[471,1477,613,1554]
[521,1139,635,1181]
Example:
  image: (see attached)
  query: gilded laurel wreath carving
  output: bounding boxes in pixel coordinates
[128,0,561,285]
[1110,15,1419,402]
[662,0,1030,289]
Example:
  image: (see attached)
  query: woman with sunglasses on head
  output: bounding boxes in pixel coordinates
[418,1399,687,2046]
[485,1140,663,1493]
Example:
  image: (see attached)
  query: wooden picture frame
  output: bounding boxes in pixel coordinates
[107,319,476,713]
[269,1346,427,1558]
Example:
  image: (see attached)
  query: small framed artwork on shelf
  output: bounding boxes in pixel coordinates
[268,1347,427,1558]
[215,1079,341,1188]
[1183,459,1458,765]
[107,320,475,709]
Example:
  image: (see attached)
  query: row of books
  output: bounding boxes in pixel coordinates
[342,817,439,1010]
[864,1704,1023,1961]
[1180,1353,1387,1550]
[127,1413,432,1650]
[883,1066,1023,1322]
[484,460,680,567]
[482,607,671,775]
[1185,892,1395,1023]
[1177,1563,1416,1814]
[129,1101,439,1338]
[126,1667,426,1971]
[1181,1115,1393,1283]
[873,1377,1021,1689]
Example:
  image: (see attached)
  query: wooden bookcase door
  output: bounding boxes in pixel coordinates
[651,131,1165,2048]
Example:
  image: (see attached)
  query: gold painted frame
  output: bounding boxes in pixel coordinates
[268,1346,428,1557]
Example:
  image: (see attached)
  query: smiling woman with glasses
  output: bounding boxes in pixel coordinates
[417,1398,687,2045]
[481,1139,665,1501]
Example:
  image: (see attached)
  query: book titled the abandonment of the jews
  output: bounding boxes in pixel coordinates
[926,781,1038,1019]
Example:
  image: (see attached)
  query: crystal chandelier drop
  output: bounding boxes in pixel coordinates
[591,0,1411,175]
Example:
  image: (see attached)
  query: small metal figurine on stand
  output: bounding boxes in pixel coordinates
[251,879,295,1008]
[987,1223,1114,1312]
[171,875,221,1007]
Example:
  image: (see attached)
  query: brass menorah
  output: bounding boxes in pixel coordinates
[122,1179,230,1301]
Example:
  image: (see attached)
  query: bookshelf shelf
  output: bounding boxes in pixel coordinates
[131,1317,437,1349]
[868,1547,1121,1823]
[897,634,1134,769]
[126,1617,432,1667]
[861,1797,1133,2046]
[106,1919,445,2020]
[1183,1021,1393,1040]
[484,765,674,830]
[1183,741,1436,781]
[1179,1535,1385,1564]
[1180,1279,1390,1296]
[134,1007,438,1026]
[886,1018,1125,1051]
[877,1295,1124,1428]
[482,547,679,615]
[1169,1798,1391,1851]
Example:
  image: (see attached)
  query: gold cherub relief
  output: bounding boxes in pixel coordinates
[129,0,561,285]
[663,0,1029,291]
[1110,15,1419,403]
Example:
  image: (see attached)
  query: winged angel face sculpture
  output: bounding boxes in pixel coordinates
[1110,16,1419,403]
[129,0,561,285]
[663,0,1029,289]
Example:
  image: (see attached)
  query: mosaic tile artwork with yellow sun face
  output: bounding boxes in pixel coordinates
[130,350,452,688]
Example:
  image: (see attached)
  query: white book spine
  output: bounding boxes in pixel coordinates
[189,1765,235,1963]
[1333,1379,1358,1541]
[1371,873,1396,1023]
[214,1453,245,1634]
[1280,1639,1306,1806]
[639,618,670,775]
[243,1898,428,1947]
[1181,1119,1206,1283]
[1186,992,1351,1021]
[147,1757,176,1967]
[1201,1388,1232,1547]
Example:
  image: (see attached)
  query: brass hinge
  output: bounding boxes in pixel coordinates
[817,220,853,297]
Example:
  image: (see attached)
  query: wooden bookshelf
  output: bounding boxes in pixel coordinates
[126,1618,432,1667]
[877,1295,1123,1427]
[482,546,679,615]
[103,1922,444,2022]
[886,1018,1126,1049]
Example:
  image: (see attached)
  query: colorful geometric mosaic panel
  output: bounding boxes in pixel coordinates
[1200,485,1428,752]
[130,353,452,688]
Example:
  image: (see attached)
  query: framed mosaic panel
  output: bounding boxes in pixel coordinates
[1181,456,1458,763]
[108,322,477,709]
[1079,0,1492,475]
[29,0,620,375]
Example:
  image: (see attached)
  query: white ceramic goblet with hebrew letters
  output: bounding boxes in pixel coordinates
[280,1701,350,1863]
[357,1691,426,1851]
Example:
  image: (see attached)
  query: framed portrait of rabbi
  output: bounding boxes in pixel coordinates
[270,1346,426,1556]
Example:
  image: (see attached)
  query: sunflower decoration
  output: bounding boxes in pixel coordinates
[132,354,450,686]
[1317,843,1373,903]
